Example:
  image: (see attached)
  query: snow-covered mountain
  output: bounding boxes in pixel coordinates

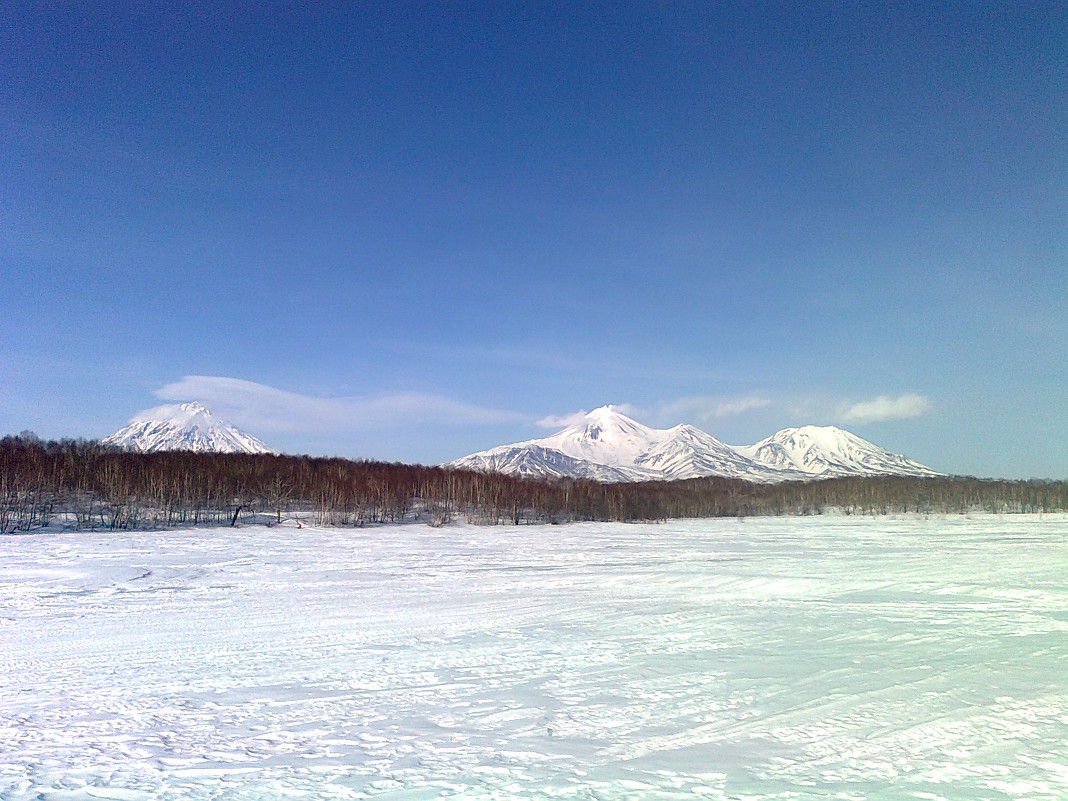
[735,425,939,479]
[447,406,940,483]
[636,423,796,482]
[102,402,275,455]
[447,406,782,482]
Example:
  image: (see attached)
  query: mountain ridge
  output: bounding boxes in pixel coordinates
[448,406,939,483]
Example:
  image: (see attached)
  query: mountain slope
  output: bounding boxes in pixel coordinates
[736,425,940,478]
[636,424,805,482]
[103,402,275,455]
[448,443,660,482]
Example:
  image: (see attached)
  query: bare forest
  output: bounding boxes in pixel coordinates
[2,435,1066,534]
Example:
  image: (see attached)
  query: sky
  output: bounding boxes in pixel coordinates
[2,3,1065,478]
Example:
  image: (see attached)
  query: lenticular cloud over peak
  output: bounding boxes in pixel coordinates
[104,402,275,454]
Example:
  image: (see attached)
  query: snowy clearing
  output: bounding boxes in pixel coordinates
[2,515,1067,799]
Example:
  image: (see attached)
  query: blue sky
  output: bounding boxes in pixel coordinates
[2,4,1065,478]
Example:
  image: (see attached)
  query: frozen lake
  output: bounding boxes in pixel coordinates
[2,516,1067,800]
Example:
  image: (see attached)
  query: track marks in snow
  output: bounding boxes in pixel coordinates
[2,516,1068,799]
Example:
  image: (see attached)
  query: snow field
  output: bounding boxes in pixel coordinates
[2,515,1067,799]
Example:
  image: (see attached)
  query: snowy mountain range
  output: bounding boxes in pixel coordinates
[102,401,938,482]
[447,406,939,483]
[102,402,275,455]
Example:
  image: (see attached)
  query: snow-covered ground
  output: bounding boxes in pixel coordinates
[2,516,1067,800]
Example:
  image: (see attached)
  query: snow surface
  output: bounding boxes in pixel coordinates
[3,515,1067,799]
[449,406,939,483]
[102,402,275,455]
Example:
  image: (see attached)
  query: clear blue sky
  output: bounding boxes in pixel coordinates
[2,3,1065,478]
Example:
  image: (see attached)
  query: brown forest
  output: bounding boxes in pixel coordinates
[2,435,1066,533]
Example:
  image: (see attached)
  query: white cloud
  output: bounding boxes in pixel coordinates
[841,394,932,424]
[536,411,589,429]
[611,403,649,420]
[658,395,772,422]
[154,375,527,432]
[535,403,648,429]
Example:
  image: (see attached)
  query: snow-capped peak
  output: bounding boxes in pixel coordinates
[541,406,663,467]
[103,402,276,455]
[130,401,211,426]
[737,425,940,478]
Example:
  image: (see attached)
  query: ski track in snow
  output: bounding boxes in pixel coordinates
[2,516,1067,800]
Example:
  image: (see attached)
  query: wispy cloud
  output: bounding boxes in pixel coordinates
[535,403,648,429]
[841,394,932,424]
[154,375,527,432]
[609,403,649,420]
[536,411,589,429]
[658,395,772,423]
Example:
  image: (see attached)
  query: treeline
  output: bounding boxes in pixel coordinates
[2,435,1066,533]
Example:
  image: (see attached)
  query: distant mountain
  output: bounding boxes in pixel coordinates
[447,406,940,483]
[103,402,275,455]
[735,425,940,479]
[447,406,784,482]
